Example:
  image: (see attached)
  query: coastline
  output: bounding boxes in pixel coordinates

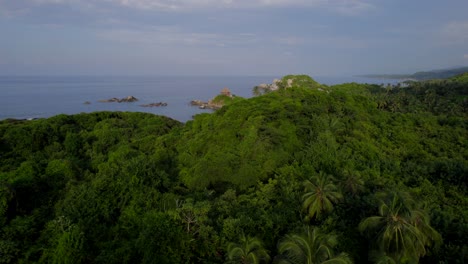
[0,75,403,122]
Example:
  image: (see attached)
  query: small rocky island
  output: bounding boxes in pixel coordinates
[190,88,234,110]
[140,102,168,107]
[99,96,139,103]
[96,96,169,107]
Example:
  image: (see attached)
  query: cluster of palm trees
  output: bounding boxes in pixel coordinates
[359,192,441,263]
[227,227,351,264]
[226,172,441,264]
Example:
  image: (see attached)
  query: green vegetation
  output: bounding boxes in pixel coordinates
[280,75,322,89]
[0,75,467,263]
[210,94,245,107]
[252,75,325,96]
[227,234,270,264]
[359,192,442,263]
[449,72,468,83]
[277,226,352,264]
[361,66,468,80]
[302,172,343,222]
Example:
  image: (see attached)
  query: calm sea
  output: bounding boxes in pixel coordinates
[0,75,398,122]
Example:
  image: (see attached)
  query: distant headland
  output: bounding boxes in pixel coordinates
[358,66,468,81]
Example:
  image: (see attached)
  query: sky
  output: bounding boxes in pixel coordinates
[0,0,468,76]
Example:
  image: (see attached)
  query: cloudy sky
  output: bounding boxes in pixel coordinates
[1,0,467,76]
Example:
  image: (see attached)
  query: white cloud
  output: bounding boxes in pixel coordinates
[276,36,305,46]
[0,0,374,18]
[441,21,468,44]
[100,27,367,52]
[331,0,374,15]
[103,0,373,14]
[31,0,66,3]
[0,1,30,17]
[274,35,367,49]
[99,27,258,47]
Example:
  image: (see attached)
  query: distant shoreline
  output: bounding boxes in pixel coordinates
[354,74,414,80]
[357,66,468,81]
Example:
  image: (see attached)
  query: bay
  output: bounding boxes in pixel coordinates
[0,75,400,122]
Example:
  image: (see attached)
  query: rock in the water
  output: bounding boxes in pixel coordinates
[190,100,204,106]
[120,96,138,102]
[140,102,168,107]
[99,96,138,103]
[99,97,119,103]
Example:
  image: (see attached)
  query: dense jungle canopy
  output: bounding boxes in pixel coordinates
[0,74,467,263]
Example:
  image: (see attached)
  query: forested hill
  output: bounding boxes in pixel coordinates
[361,66,468,80]
[0,75,467,263]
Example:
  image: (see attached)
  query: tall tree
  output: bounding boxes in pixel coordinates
[276,226,352,264]
[252,86,263,96]
[359,191,441,263]
[340,169,364,196]
[302,172,343,221]
[227,233,270,264]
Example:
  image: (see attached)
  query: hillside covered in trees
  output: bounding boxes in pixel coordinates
[360,66,468,81]
[0,74,467,263]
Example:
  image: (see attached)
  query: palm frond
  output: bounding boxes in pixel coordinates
[278,226,352,264]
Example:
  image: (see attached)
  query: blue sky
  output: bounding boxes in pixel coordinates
[1,0,467,76]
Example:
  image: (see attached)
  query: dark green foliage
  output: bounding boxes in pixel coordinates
[302,172,343,222]
[277,226,352,264]
[0,112,182,263]
[0,75,466,263]
[226,233,270,264]
[373,79,468,115]
[449,72,468,82]
[362,66,468,80]
[136,211,190,264]
[411,66,468,80]
[359,191,442,263]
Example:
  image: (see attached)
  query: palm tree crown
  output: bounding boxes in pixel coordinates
[359,191,441,263]
[227,233,270,264]
[276,226,352,264]
[302,172,343,221]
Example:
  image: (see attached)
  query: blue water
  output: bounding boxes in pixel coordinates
[0,75,399,122]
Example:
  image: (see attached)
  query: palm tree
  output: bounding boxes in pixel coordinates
[302,172,343,221]
[340,169,364,196]
[0,181,14,225]
[368,251,397,264]
[252,86,262,96]
[359,191,441,263]
[227,233,270,264]
[276,226,352,264]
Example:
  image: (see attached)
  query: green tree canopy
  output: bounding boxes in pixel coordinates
[277,226,352,264]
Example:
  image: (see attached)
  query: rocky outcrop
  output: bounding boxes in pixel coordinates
[253,75,322,96]
[190,100,220,110]
[190,88,236,110]
[190,100,205,106]
[140,102,168,107]
[254,78,293,94]
[99,96,138,103]
[220,87,232,97]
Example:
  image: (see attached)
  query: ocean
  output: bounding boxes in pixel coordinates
[0,75,399,122]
